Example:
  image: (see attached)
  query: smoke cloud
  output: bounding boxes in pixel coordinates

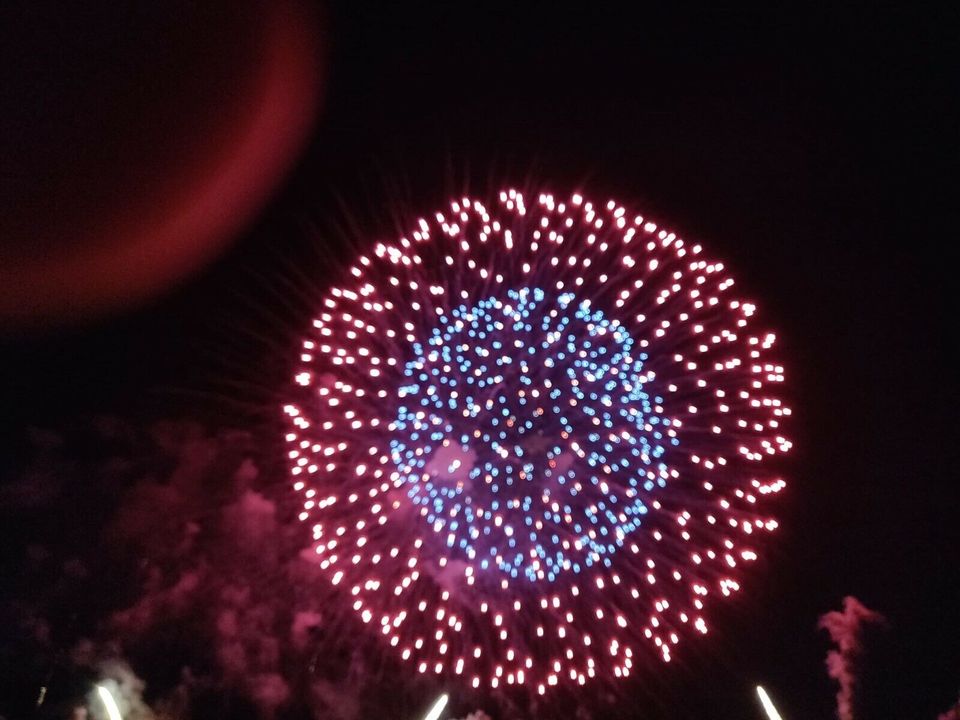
[9,422,946,720]
[0,419,380,719]
[818,596,884,720]
[939,697,960,720]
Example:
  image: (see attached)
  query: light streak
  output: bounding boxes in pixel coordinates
[96,685,123,720]
[422,693,449,720]
[756,685,785,720]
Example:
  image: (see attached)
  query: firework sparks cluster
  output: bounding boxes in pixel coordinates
[284,189,791,694]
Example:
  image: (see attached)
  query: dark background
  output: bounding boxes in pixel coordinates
[2,3,958,719]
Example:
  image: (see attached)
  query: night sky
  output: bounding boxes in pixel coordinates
[1,3,958,719]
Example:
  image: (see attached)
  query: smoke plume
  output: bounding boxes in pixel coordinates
[0,419,378,719]
[939,696,960,720]
[818,596,884,720]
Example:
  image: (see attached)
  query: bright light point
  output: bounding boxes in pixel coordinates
[756,685,785,720]
[96,685,123,720]
[422,693,449,720]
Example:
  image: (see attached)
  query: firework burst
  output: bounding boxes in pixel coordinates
[284,189,791,694]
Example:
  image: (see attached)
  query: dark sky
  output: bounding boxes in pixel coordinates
[1,3,958,719]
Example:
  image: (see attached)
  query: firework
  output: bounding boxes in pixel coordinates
[284,189,790,694]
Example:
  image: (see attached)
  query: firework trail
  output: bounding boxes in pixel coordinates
[284,189,791,694]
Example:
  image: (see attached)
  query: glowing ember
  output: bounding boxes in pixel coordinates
[284,189,791,693]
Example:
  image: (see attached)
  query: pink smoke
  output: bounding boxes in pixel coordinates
[939,697,960,720]
[5,419,375,719]
[100,423,354,718]
[818,596,884,720]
